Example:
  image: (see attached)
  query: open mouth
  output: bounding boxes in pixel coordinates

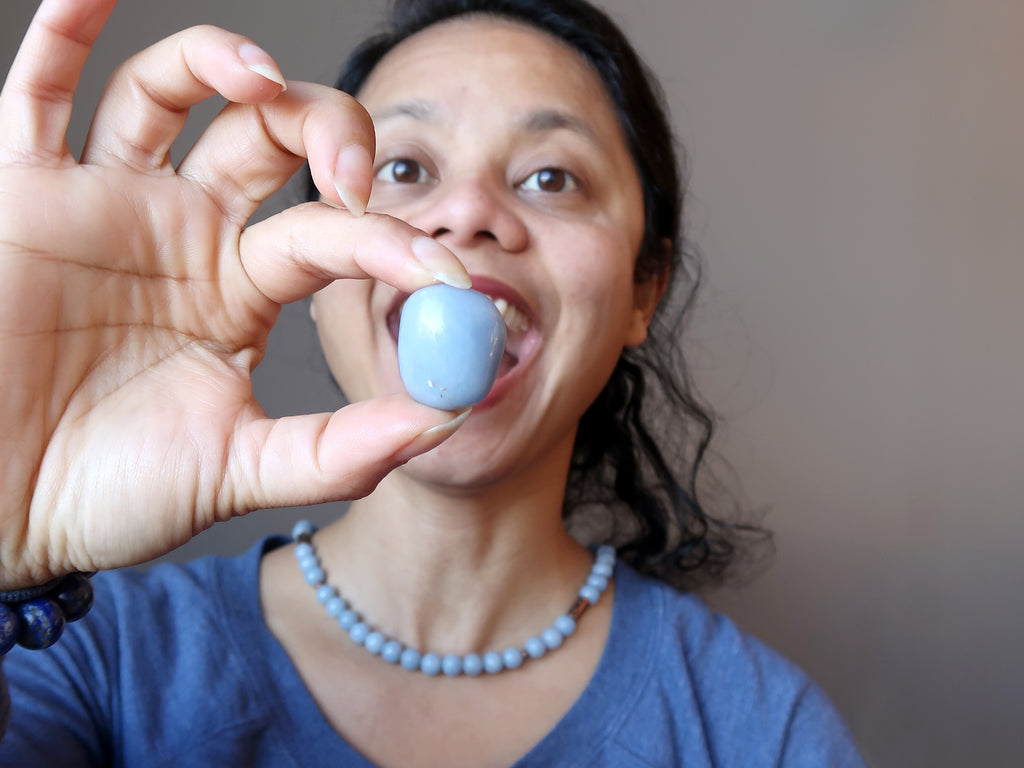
[387,289,533,380]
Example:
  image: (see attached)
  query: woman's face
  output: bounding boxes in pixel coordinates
[313,17,658,488]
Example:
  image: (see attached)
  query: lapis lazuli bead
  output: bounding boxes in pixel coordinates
[397,284,507,410]
[381,640,403,664]
[541,627,564,650]
[442,654,463,676]
[554,614,577,637]
[525,636,546,659]
[502,648,523,670]
[483,651,503,674]
[462,653,483,676]
[16,598,65,651]
[0,604,18,655]
[400,648,422,670]
[420,653,442,676]
[53,574,94,623]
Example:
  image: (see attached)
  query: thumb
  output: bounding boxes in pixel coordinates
[227,396,470,511]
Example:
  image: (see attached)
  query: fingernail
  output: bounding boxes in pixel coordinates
[396,408,472,463]
[334,144,372,217]
[411,236,472,289]
[238,42,287,91]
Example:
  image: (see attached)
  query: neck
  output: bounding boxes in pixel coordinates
[310,454,593,655]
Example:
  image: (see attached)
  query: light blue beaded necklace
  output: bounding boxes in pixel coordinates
[291,520,615,677]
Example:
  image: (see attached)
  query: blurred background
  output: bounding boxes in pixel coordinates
[3,1,1022,765]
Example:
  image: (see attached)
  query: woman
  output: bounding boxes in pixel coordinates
[0,0,865,765]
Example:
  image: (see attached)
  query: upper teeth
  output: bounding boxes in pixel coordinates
[488,295,528,333]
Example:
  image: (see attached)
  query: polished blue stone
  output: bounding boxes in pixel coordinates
[381,640,403,664]
[0,603,18,655]
[398,284,507,410]
[483,651,504,674]
[462,653,484,676]
[16,598,65,650]
[554,614,577,637]
[441,654,463,676]
[524,636,547,659]
[502,647,523,670]
[53,574,94,623]
[420,653,442,676]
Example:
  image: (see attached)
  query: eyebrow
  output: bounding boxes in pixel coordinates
[372,102,601,146]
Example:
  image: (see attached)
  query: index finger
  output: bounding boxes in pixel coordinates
[0,0,117,164]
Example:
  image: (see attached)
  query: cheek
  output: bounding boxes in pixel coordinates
[310,283,384,400]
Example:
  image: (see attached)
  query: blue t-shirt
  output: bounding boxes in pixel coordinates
[0,538,866,767]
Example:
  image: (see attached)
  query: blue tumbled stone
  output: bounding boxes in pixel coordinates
[398,284,507,410]
[462,653,483,676]
[420,653,442,676]
[53,574,94,623]
[16,598,65,650]
[0,604,19,655]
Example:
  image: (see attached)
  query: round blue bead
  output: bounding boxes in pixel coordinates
[525,636,546,659]
[325,596,347,617]
[593,561,614,579]
[349,622,370,644]
[338,609,358,630]
[441,654,463,676]
[462,653,484,676]
[587,574,609,591]
[0,604,19,655]
[596,545,616,559]
[53,574,93,623]
[554,614,577,637]
[420,653,442,676]
[502,647,523,670]
[316,585,336,604]
[483,651,504,674]
[16,598,65,650]
[303,566,325,586]
[397,284,507,410]
[292,520,316,540]
[294,542,314,560]
[579,585,601,603]
[400,648,422,670]
[381,640,403,664]
[364,631,385,655]
[541,627,564,650]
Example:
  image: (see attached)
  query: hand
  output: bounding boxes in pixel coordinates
[0,0,470,589]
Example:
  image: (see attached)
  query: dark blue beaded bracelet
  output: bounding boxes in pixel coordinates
[0,573,93,656]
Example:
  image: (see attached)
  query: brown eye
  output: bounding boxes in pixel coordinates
[377,158,430,184]
[520,167,578,193]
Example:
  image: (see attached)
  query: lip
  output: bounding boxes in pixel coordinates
[385,275,542,409]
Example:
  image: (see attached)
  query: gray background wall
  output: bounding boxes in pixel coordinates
[3,1,1022,765]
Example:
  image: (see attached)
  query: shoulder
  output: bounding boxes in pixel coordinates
[602,565,866,767]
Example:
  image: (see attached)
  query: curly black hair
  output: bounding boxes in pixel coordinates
[305,0,769,590]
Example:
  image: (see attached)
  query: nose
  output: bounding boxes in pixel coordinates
[417,176,529,254]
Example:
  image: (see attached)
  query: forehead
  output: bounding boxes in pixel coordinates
[357,17,622,136]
